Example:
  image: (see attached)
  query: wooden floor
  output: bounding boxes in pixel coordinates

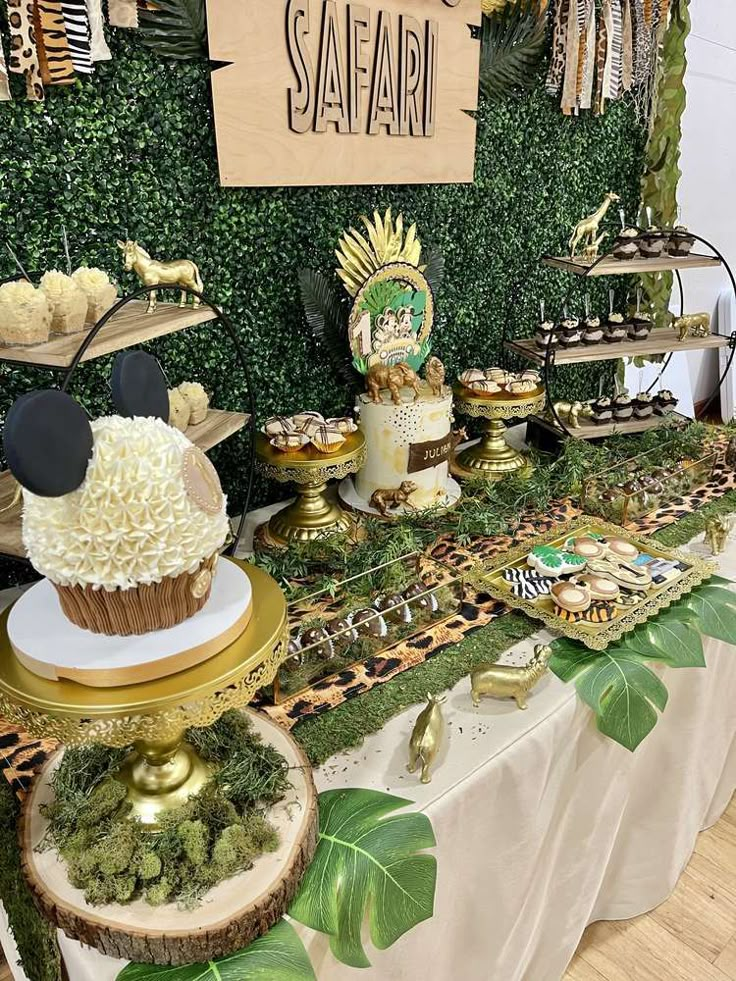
[565,793,736,980]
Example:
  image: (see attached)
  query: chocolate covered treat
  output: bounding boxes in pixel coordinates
[654,389,678,415]
[591,397,613,425]
[582,314,604,345]
[612,227,640,261]
[558,316,582,348]
[638,226,666,259]
[352,607,388,637]
[666,225,695,257]
[613,393,634,421]
[604,312,628,343]
[634,392,655,419]
[627,311,652,341]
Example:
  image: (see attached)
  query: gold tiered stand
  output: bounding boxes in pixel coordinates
[256,430,366,545]
[0,560,287,829]
[452,383,547,480]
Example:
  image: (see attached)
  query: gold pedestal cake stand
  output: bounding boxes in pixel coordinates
[256,430,366,545]
[452,384,547,480]
[0,561,288,829]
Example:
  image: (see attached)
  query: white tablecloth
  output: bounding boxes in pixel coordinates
[2,533,736,981]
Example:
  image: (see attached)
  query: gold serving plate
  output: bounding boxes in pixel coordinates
[475,518,716,650]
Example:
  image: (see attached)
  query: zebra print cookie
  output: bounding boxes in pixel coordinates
[503,569,556,601]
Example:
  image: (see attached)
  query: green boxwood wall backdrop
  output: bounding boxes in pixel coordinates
[0,32,646,527]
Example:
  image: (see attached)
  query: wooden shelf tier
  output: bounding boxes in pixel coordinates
[0,301,218,369]
[542,253,721,277]
[0,409,248,560]
[534,410,690,441]
[506,332,731,366]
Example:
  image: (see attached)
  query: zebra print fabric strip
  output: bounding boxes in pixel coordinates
[36,0,76,85]
[606,0,623,99]
[60,0,93,73]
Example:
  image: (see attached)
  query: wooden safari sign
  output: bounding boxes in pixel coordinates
[207,0,481,187]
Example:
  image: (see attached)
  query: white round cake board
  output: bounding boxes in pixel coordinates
[338,475,462,518]
[8,558,253,688]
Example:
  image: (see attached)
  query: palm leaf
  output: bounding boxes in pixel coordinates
[479,2,549,100]
[138,0,207,61]
[289,789,437,968]
[298,269,358,392]
[422,246,445,293]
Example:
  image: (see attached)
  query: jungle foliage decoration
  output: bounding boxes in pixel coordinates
[116,789,437,980]
[549,575,736,751]
[479,0,550,100]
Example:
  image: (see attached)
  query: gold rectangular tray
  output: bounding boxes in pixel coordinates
[476,518,716,649]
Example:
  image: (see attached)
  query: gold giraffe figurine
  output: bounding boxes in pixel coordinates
[407,693,446,784]
[117,240,204,314]
[569,192,620,259]
[705,515,732,555]
[471,644,553,710]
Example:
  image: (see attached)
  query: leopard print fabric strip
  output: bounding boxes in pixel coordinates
[7,0,43,100]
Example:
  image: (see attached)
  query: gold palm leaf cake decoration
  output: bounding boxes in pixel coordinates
[337,209,434,376]
[336,208,423,298]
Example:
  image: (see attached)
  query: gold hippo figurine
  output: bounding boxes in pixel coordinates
[407,693,446,784]
[471,645,553,710]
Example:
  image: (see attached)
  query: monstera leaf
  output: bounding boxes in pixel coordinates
[138,0,207,60]
[298,269,357,392]
[550,577,736,751]
[289,789,437,968]
[479,1,549,100]
[116,919,315,981]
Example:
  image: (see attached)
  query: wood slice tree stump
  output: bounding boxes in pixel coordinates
[19,709,318,966]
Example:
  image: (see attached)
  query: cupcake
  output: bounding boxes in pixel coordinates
[39,271,88,335]
[458,369,486,390]
[15,415,229,636]
[558,316,582,347]
[0,281,51,346]
[654,389,678,415]
[177,382,209,425]
[633,392,655,419]
[264,416,296,437]
[604,312,627,344]
[582,314,604,345]
[591,397,613,425]
[612,227,641,261]
[613,393,634,421]
[270,433,310,453]
[310,425,346,454]
[638,227,666,259]
[326,416,358,434]
[168,387,191,432]
[535,319,558,351]
[71,267,118,324]
[666,226,695,257]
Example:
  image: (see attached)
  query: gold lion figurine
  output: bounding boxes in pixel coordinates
[424,356,446,397]
[369,480,418,516]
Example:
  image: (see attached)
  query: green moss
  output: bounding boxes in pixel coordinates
[178,820,209,866]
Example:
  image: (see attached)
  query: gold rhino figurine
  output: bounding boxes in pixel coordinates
[471,645,553,710]
[407,693,446,785]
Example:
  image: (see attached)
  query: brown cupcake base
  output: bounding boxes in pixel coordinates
[53,554,218,637]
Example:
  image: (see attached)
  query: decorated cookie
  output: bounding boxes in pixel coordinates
[576,574,620,602]
[311,425,346,454]
[528,545,586,577]
[458,369,485,389]
[270,432,310,453]
[264,416,296,437]
[326,416,358,434]
[569,537,608,560]
[586,558,652,591]
[551,581,591,613]
[604,538,639,562]
[293,411,325,435]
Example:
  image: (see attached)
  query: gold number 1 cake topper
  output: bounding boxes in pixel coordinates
[337,209,434,375]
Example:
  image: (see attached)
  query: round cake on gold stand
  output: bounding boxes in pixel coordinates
[452,383,547,480]
[0,561,320,964]
[255,430,366,545]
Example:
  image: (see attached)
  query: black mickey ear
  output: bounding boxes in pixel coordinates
[111,351,169,422]
[3,390,94,497]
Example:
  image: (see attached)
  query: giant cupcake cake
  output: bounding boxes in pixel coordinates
[334,210,461,516]
[4,351,231,636]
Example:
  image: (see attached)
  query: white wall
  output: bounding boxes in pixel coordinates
[677,0,736,404]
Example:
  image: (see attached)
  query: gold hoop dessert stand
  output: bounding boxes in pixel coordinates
[0,560,288,829]
[452,383,547,480]
[255,430,366,545]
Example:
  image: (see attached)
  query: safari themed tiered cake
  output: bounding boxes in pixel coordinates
[336,210,461,516]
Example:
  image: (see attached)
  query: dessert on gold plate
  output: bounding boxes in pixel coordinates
[3,352,229,636]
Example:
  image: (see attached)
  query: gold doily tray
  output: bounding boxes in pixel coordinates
[475,517,717,650]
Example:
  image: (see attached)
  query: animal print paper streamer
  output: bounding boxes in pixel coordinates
[622,0,633,91]
[85,0,111,60]
[6,0,44,100]
[107,0,138,28]
[60,0,93,73]
[36,0,76,85]
[606,0,623,100]
[546,0,569,94]
[0,31,11,99]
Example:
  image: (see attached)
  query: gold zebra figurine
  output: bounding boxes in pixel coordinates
[117,240,204,314]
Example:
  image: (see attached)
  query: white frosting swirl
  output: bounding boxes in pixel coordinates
[71,266,113,295]
[22,417,229,591]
